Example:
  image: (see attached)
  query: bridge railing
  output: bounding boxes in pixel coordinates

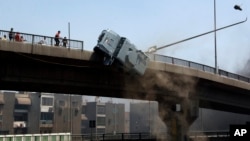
[0,29,84,50]
[0,133,71,141]
[149,54,250,83]
[72,133,158,140]
[189,131,230,140]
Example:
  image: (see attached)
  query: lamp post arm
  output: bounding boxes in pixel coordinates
[147,17,247,53]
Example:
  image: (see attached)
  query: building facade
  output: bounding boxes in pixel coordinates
[130,101,166,134]
[83,102,106,134]
[0,91,40,134]
[82,101,125,134]
[0,91,82,135]
[105,103,125,134]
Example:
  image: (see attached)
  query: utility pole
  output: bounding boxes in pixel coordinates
[214,0,218,74]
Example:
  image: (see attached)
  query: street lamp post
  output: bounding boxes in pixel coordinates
[214,1,243,74]
[214,0,218,74]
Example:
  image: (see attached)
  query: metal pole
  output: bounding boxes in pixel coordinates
[214,0,218,74]
[68,22,71,48]
[149,101,151,135]
[70,94,72,134]
[69,94,73,135]
[115,102,116,135]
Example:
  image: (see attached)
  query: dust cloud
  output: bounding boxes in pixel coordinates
[123,70,199,141]
[239,59,250,77]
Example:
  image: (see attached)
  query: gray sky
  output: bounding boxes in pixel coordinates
[1,0,249,74]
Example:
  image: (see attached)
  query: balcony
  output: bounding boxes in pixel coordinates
[40,120,53,128]
[13,121,27,128]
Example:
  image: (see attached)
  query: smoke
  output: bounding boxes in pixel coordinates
[239,59,250,77]
[123,70,199,141]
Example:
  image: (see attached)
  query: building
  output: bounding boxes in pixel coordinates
[130,101,166,134]
[82,101,125,134]
[105,102,125,134]
[39,93,54,133]
[124,112,130,133]
[81,101,88,133]
[83,101,106,134]
[0,91,82,134]
[0,91,40,134]
[52,94,82,134]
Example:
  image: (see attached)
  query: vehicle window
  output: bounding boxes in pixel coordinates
[104,37,114,47]
[98,33,105,42]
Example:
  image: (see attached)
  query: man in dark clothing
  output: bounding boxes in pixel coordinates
[62,37,67,47]
[54,30,60,46]
[9,28,14,41]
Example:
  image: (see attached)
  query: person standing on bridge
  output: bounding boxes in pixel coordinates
[1,35,7,41]
[54,30,60,46]
[8,28,14,41]
[62,37,67,47]
[38,36,47,45]
[14,32,21,42]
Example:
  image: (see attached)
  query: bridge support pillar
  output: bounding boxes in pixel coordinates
[158,97,199,141]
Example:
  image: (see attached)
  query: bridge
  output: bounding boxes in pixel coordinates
[1,30,250,141]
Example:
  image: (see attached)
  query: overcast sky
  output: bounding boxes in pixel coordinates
[1,0,250,74]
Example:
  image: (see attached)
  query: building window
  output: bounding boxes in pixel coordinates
[15,105,29,110]
[41,97,53,106]
[72,101,78,108]
[14,113,28,121]
[97,117,105,126]
[96,128,105,134]
[97,105,105,114]
[58,100,65,107]
[40,112,53,121]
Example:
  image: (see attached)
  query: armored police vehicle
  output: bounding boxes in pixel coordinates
[94,30,149,75]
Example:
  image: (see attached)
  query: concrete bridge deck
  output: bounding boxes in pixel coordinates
[1,40,249,91]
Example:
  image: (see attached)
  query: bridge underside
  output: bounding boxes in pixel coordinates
[1,50,250,115]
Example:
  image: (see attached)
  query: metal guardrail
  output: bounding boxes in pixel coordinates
[189,131,230,141]
[72,133,159,141]
[0,133,158,141]
[0,29,84,50]
[149,54,250,83]
[0,133,71,141]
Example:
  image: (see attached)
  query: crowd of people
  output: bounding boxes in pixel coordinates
[0,28,68,47]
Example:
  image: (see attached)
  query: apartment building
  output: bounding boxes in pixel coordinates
[0,91,82,134]
[45,93,82,134]
[39,93,54,133]
[0,91,40,134]
[105,102,125,134]
[82,101,125,134]
[81,101,88,133]
[83,101,106,134]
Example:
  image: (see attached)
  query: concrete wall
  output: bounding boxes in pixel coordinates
[1,92,15,134]
[105,103,125,134]
[53,94,70,133]
[27,92,40,134]
[53,94,82,134]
